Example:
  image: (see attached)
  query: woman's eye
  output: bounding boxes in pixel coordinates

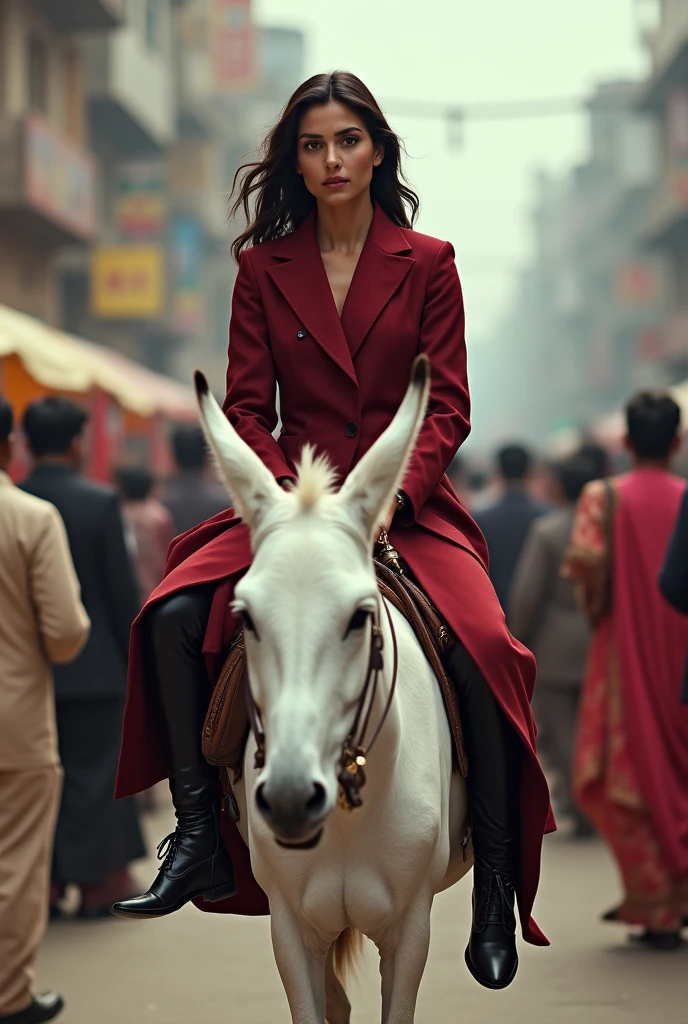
[341,136,358,146]
[345,609,370,638]
[304,141,320,151]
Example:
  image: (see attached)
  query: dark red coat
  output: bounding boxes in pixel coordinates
[116,205,554,945]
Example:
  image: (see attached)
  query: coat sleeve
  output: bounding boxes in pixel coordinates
[100,493,141,661]
[509,522,551,647]
[399,241,470,520]
[30,505,91,664]
[222,250,296,483]
[659,488,688,613]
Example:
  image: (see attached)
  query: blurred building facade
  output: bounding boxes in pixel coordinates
[0,0,122,323]
[485,77,666,447]
[639,0,688,381]
[0,0,304,399]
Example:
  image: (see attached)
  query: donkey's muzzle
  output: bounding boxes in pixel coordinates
[255,777,328,843]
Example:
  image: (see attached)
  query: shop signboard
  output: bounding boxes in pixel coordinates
[171,217,203,332]
[24,114,96,240]
[614,261,660,307]
[667,89,688,201]
[91,246,164,319]
[114,161,166,239]
[211,0,256,91]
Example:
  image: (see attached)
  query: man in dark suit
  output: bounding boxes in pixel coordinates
[474,444,551,614]
[162,424,228,536]
[21,397,145,918]
[509,453,597,834]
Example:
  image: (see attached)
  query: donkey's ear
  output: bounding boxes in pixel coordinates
[194,372,284,532]
[338,356,430,541]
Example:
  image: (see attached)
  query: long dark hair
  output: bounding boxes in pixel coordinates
[230,71,420,261]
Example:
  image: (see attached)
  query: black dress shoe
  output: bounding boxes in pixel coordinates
[0,992,64,1023]
[111,811,237,920]
[465,858,519,990]
[629,929,684,951]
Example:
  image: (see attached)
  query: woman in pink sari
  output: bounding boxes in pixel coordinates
[564,392,688,950]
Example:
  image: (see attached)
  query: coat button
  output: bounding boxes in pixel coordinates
[345,421,358,438]
[296,328,308,339]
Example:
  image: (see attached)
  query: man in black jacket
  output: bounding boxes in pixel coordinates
[474,444,551,615]
[21,397,145,917]
[162,424,228,536]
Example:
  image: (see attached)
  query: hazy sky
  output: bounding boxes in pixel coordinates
[253,0,648,339]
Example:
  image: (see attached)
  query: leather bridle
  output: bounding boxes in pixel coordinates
[245,596,399,812]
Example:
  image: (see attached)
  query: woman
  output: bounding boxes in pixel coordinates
[113,72,553,990]
[564,393,688,950]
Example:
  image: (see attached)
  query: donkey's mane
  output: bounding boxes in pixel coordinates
[292,444,338,510]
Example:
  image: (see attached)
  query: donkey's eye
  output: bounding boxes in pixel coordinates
[345,609,371,638]
[239,610,258,636]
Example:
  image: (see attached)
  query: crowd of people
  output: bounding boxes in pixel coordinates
[1,384,688,1019]
[0,395,228,1022]
[457,393,688,951]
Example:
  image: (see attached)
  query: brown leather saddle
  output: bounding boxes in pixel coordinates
[202,561,468,791]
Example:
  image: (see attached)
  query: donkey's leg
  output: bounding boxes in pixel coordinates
[378,900,432,1024]
[324,944,351,1024]
[270,899,329,1024]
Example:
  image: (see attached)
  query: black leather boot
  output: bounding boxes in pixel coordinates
[445,640,521,990]
[111,588,237,920]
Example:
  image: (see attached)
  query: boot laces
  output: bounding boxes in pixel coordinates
[157,831,179,870]
[484,872,513,925]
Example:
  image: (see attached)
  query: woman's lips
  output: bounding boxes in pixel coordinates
[323,179,349,190]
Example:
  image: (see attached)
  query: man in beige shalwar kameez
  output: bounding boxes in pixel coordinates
[0,397,90,1024]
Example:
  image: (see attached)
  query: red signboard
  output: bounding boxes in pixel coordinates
[211,0,256,91]
[24,114,96,240]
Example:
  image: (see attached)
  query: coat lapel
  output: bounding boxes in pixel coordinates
[341,206,415,359]
[266,205,415,379]
[266,214,357,384]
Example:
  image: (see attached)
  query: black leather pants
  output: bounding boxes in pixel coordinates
[144,584,218,819]
[111,585,237,919]
[444,638,521,867]
[444,638,521,988]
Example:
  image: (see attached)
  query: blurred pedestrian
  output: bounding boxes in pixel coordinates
[162,424,228,535]
[115,466,175,606]
[474,444,551,613]
[659,487,688,704]
[20,398,145,919]
[563,392,688,949]
[509,453,597,836]
[447,453,471,507]
[578,442,612,480]
[0,397,90,1022]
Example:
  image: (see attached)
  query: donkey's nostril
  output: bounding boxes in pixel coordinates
[256,782,271,816]
[307,782,327,817]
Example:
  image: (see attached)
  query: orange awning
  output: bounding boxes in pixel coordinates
[0,302,197,420]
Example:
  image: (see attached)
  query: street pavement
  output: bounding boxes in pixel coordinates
[37,801,685,1024]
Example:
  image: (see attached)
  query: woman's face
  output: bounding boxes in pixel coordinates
[296,100,383,208]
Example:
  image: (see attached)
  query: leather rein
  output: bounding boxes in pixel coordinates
[245,595,399,812]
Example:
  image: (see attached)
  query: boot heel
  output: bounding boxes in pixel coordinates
[203,881,238,903]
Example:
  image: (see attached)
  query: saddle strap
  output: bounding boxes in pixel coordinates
[374,561,468,777]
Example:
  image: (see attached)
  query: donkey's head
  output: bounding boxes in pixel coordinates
[195,357,429,846]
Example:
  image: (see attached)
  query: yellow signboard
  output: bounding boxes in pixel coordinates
[91,247,164,319]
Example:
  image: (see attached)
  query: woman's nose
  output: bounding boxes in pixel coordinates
[324,145,340,169]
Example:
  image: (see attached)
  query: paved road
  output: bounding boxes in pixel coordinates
[37,803,685,1024]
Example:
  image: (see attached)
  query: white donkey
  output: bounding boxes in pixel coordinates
[195,356,470,1024]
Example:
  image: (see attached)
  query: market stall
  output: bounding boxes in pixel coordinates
[0,303,198,481]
